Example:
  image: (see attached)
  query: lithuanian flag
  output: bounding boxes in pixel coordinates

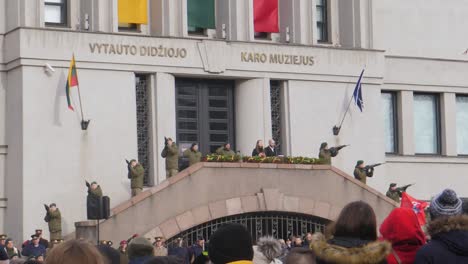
[65,55,79,111]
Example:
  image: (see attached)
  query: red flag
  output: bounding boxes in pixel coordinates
[401,192,429,226]
[254,0,279,33]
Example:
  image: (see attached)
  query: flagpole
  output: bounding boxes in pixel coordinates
[333,68,365,135]
[77,83,85,121]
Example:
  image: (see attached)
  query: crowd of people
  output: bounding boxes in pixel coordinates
[1,188,468,263]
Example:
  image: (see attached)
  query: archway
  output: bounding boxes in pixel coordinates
[165,211,330,247]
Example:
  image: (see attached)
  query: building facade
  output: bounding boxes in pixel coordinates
[1,0,468,241]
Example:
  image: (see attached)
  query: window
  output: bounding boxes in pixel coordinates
[270,81,282,155]
[414,94,440,154]
[316,0,329,42]
[44,0,67,26]
[382,92,398,154]
[456,96,468,155]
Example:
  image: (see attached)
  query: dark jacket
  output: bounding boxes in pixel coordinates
[119,249,129,264]
[87,185,103,219]
[183,149,202,166]
[265,146,277,157]
[0,246,8,261]
[21,243,46,257]
[161,144,179,170]
[128,256,152,264]
[380,208,426,264]
[46,209,62,233]
[168,246,190,264]
[311,233,390,264]
[354,167,373,184]
[189,244,204,260]
[252,147,265,157]
[130,164,145,189]
[39,238,49,249]
[414,215,468,264]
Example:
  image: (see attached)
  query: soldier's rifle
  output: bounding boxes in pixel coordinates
[364,163,384,171]
[329,145,349,157]
[396,183,415,192]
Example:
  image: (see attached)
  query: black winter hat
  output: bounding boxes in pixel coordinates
[208,223,253,264]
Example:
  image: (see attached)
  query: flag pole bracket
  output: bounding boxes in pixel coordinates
[81,120,91,130]
[332,126,341,136]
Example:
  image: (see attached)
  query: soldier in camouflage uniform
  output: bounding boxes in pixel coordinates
[216,143,235,156]
[161,138,179,178]
[129,160,145,197]
[44,203,62,241]
[318,142,332,164]
[386,183,401,203]
[183,143,202,167]
[353,160,374,185]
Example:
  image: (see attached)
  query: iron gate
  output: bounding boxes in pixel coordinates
[165,212,329,247]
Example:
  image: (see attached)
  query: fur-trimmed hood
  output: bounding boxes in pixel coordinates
[253,236,283,264]
[426,215,468,256]
[427,215,468,237]
[310,233,391,264]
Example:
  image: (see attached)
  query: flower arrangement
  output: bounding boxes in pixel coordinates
[202,154,242,162]
[203,155,325,164]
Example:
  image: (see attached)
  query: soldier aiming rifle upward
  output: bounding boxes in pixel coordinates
[319,142,349,164]
[386,183,415,203]
[354,160,384,185]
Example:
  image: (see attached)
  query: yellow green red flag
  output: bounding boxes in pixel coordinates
[65,55,78,111]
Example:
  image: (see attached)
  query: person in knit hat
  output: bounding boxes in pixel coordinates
[414,189,468,264]
[208,223,254,264]
[127,237,154,264]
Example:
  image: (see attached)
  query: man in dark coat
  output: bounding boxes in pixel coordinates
[189,237,205,262]
[353,160,374,184]
[265,139,278,157]
[44,203,62,240]
[168,238,190,264]
[0,235,9,262]
[22,235,46,258]
[161,138,179,178]
[34,229,49,249]
[129,160,145,197]
[414,189,468,263]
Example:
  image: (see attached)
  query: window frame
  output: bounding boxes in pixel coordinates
[456,94,468,156]
[118,23,141,32]
[382,91,399,155]
[413,93,441,155]
[316,0,329,43]
[44,0,68,27]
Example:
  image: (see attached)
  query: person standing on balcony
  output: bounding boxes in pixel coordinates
[183,143,202,167]
[129,160,145,197]
[252,140,266,157]
[161,137,179,178]
[216,143,235,156]
[265,139,278,157]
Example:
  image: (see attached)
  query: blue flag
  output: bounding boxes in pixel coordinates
[353,69,365,112]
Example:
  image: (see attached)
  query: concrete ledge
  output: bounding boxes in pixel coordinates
[74,162,398,243]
